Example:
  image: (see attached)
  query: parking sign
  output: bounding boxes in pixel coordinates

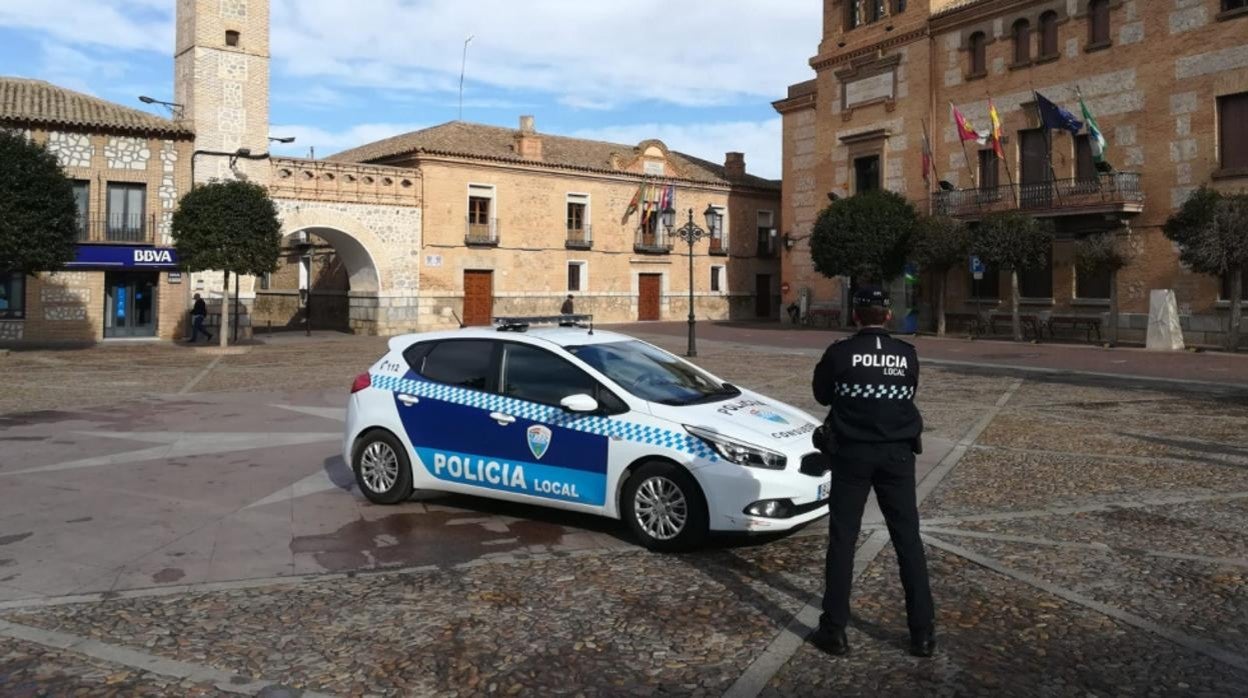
[970,255,985,280]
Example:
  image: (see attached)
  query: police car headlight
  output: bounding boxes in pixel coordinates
[685,426,787,470]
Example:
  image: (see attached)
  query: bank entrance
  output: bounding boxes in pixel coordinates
[104,271,158,338]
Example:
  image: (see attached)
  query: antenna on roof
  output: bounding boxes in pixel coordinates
[459,35,474,122]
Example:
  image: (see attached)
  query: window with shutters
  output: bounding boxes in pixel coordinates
[1012,19,1031,66]
[1038,11,1059,59]
[1088,0,1111,49]
[1217,92,1248,176]
[968,32,987,77]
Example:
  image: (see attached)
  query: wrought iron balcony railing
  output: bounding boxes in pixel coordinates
[566,224,593,249]
[75,214,155,244]
[634,228,673,254]
[465,217,500,246]
[932,172,1144,219]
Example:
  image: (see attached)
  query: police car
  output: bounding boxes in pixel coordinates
[344,315,831,552]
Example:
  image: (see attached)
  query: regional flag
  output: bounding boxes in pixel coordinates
[622,183,643,224]
[921,121,934,187]
[1034,91,1083,135]
[988,98,1006,160]
[1077,88,1106,163]
[951,104,985,144]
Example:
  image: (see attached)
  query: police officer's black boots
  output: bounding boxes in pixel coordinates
[909,627,937,657]
[809,626,849,656]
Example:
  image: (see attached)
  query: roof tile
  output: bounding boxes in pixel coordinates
[0,77,193,137]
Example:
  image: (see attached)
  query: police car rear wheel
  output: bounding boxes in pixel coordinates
[623,463,708,552]
[353,431,413,505]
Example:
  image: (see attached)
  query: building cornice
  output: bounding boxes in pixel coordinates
[929,0,1049,32]
[809,27,928,72]
[772,91,817,115]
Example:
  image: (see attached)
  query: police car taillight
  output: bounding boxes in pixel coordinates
[350,373,371,393]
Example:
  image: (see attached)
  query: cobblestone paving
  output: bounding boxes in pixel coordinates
[0,637,225,697]
[2,334,1248,695]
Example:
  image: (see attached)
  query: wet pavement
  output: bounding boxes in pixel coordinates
[0,331,1246,696]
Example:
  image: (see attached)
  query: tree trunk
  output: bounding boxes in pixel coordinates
[936,269,947,337]
[1108,266,1119,346]
[219,269,230,348]
[1231,265,1243,353]
[1011,269,1022,341]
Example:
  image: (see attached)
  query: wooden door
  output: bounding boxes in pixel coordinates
[755,274,771,318]
[462,270,494,326]
[638,274,661,321]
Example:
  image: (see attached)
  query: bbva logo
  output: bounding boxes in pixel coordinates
[133,249,174,264]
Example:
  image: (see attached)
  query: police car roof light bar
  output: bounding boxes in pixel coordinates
[492,314,594,333]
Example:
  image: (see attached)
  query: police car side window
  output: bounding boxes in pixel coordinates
[402,342,433,374]
[501,343,625,414]
[420,340,495,391]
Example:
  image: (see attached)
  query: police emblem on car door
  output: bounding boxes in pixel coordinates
[526,425,552,460]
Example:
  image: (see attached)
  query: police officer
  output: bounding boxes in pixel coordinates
[808,286,935,658]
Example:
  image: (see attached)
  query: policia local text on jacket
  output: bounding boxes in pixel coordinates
[809,287,936,658]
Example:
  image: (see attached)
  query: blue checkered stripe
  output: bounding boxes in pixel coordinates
[370,374,718,461]
[835,383,915,400]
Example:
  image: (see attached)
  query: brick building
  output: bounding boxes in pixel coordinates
[0,78,194,344]
[776,0,1248,345]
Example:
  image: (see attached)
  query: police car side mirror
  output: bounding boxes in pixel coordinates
[560,394,599,413]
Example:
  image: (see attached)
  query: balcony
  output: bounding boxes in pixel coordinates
[76,214,156,244]
[634,228,673,254]
[465,217,499,246]
[708,236,727,256]
[566,225,593,249]
[932,172,1144,220]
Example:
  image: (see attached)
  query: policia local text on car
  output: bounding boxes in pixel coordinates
[808,286,936,658]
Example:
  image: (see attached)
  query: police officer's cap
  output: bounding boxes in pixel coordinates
[853,286,891,308]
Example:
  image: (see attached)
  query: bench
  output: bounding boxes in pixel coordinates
[988,312,1044,341]
[806,308,842,329]
[944,312,988,337]
[1046,314,1103,343]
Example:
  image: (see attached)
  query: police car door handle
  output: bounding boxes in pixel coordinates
[397,394,420,406]
[489,412,516,425]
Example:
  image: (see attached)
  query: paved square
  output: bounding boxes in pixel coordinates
[0,327,1246,696]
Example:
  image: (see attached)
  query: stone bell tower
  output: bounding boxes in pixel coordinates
[174,0,271,186]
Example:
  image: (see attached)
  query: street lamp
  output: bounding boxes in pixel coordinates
[662,203,721,358]
[138,95,184,119]
[268,136,296,144]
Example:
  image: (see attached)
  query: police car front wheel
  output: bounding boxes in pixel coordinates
[622,462,708,552]
[353,431,414,505]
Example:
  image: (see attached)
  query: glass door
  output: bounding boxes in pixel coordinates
[104,272,157,338]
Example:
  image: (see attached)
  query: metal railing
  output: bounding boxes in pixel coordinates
[465,217,499,245]
[566,224,593,249]
[75,214,155,244]
[932,172,1143,218]
[634,227,673,253]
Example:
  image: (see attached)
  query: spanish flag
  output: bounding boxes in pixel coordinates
[988,98,1005,160]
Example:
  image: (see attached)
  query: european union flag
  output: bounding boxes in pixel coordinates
[1034,91,1084,135]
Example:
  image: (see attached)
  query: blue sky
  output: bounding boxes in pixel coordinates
[0,0,822,179]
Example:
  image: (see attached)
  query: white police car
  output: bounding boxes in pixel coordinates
[344,316,831,551]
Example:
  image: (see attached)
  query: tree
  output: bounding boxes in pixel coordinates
[971,210,1054,341]
[910,215,970,337]
[0,129,79,278]
[1164,187,1248,351]
[1074,230,1134,346]
[172,180,282,346]
[810,189,917,303]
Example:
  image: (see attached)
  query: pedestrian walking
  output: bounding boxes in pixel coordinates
[561,294,575,315]
[808,286,935,657]
[190,293,213,343]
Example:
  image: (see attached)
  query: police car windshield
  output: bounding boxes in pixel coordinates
[567,341,738,406]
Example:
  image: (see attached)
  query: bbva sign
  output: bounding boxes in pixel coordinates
[134,249,175,264]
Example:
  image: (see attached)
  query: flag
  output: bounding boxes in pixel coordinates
[951,104,986,144]
[665,184,675,212]
[1077,88,1106,163]
[1034,91,1083,135]
[622,183,643,224]
[988,98,1005,160]
[920,120,933,187]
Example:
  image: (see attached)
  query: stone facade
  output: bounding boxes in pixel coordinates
[777,0,1248,345]
[46,131,94,168]
[105,136,152,170]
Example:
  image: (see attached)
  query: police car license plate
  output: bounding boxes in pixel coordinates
[818,481,831,501]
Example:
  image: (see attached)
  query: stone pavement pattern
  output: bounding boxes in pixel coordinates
[0,331,1246,696]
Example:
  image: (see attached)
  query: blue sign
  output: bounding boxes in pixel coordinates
[969,256,985,274]
[67,245,179,270]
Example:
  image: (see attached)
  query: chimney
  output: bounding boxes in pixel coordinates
[725,152,746,179]
[515,115,542,161]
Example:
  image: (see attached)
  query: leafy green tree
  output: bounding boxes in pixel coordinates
[910,215,970,337]
[971,210,1054,341]
[1164,188,1248,351]
[172,180,282,346]
[0,129,79,278]
[810,190,917,323]
[1074,231,1134,346]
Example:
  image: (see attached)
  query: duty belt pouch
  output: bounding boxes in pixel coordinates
[812,422,838,456]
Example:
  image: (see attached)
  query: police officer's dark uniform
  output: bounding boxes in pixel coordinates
[809,287,936,657]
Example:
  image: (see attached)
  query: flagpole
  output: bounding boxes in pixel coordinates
[950,103,979,190]
[988,93,1019,207]
[1034,91,1063,206]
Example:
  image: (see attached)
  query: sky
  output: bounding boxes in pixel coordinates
[0,0,823,179]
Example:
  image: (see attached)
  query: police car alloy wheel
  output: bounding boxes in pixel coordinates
[353,431,414,505]
[622,462,708,552]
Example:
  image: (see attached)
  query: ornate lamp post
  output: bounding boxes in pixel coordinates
[661,204,721,357]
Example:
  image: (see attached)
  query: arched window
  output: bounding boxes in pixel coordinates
[1038,11,1059,58]
[968,31,987,76]
[1089,0,1111,46]
[1012,19,1031,65]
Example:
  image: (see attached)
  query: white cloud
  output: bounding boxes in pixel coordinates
[572,118,784,180]
[267,122,427,157]
[0,0,171,53]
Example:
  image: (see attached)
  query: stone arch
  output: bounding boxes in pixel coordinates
[278,206,385,293]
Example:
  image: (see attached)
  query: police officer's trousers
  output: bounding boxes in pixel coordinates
[820,441,934,632]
